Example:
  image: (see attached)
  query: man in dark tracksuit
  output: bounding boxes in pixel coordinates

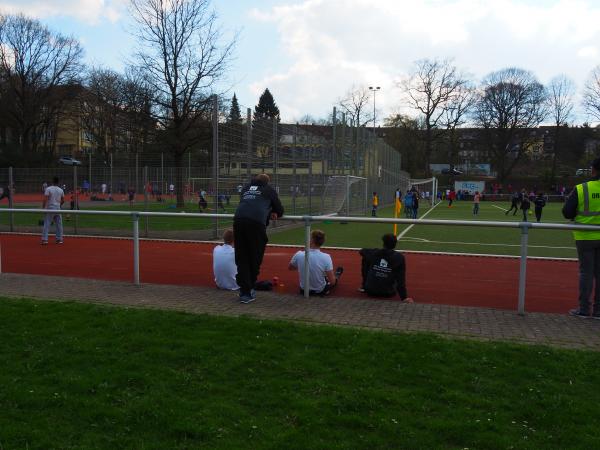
[533,192,546,222]
[234,173,284,303]
[359,234,413,302]
[563,157,600,318]
[505,191,520,216]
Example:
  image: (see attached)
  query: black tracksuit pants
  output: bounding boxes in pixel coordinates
[234,218,268,296]
[506,201,518,215]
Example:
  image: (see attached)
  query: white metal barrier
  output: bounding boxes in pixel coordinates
[1,208,596,315]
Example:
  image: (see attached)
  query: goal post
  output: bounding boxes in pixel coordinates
[321,175,367,216]
[408,177,438,208]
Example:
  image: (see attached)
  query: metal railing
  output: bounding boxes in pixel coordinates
[0,208,593,315]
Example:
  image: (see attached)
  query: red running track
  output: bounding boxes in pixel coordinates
[0,234,578,314]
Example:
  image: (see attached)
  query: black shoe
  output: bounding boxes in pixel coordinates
[569,309,590,318]
[335,266,344,278]
[357,288,365,293]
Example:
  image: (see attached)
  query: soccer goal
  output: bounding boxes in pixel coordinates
[409,177,438,207]
[321,175,367,216]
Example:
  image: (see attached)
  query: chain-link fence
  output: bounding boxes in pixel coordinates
[0,97,409,239]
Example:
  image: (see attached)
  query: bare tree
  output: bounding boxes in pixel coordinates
[0,14,83,158]
[129,0,235,206]
[441,83,475,169]
[338,85,373,128]
[79,68,127,162]
[548,75,575,182]
[400,58,468,172]
[473,67,547,181]
[583,66,600,122]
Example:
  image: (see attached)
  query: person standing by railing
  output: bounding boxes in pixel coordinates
[41,176,64,245]
[563,157,600,319]
[233,173,284,303]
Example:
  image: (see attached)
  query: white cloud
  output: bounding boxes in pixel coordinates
[0,0,127,25]
[248,0,600,122]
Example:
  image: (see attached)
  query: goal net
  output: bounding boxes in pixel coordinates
[321,175,367,216]
[408,177,438,208]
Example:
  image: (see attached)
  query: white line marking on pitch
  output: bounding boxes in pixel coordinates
[491,204,509,212]
[399,236,574,250]
[396,200,442,240]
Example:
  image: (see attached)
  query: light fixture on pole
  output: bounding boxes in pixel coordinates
[368,86,381,133]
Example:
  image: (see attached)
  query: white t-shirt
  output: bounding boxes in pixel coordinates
[44,185,64,208]
[290,249,333,292]
[213,244,239,290]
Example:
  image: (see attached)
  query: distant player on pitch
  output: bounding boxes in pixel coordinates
[41,176,65,245]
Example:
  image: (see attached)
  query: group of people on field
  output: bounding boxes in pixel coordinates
[505,189,547,222]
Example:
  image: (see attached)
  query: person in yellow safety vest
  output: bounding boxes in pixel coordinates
[371,192,379,217]
[563,157,600,319]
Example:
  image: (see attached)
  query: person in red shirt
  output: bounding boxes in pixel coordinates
[448,190,456,207]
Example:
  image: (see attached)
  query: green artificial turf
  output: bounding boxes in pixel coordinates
[1,298,599,449]
[269,201,578,258]
[0,198,580,258]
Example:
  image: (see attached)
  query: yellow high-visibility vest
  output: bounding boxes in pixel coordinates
[573,180,600,241]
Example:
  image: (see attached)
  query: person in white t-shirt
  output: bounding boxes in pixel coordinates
[213,229,239,290]
[288,229,343,296]
[41,176,65,245]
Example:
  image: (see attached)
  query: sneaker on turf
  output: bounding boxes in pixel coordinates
[56,240,63,244]
[240,294,255,304]
[357,287,365,293]
[569,309,589,318]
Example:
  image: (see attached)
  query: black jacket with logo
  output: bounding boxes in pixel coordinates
[360,248,408,299]
[234,179,284,226]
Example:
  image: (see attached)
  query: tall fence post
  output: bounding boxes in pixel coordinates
[303,216,311,299]
[346,174,350,217]
[73,165,78,234]
[135,152,139,194]
[332,106,337,175]
[293,123,297,215]
[517,222,530,316]
[89,153,92,195]
[144,166,149,237]
[132,213,140,285]
[8,167,13,232]
[308,133,313,215]
[212,94,219,239]
[110,153,113,197]
[273,116,278,192]
[246,108,252,179]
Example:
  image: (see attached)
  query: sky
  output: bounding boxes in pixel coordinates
[2,0,600,124]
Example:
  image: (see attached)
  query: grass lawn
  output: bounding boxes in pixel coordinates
[1,298,599,449]
[269,201,578,258]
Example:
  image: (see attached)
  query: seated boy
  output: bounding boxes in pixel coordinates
[288,229,343,296]
[213,229,239,290]
[359,234,414,302]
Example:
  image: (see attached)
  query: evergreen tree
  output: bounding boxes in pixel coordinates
[253,88,280,122]
[228,93,242,123]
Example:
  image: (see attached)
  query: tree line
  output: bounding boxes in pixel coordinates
[338,60,600,181]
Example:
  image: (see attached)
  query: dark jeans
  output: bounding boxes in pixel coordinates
[521,208,528,221]
[576,240,600,315]
[233,218,268,296]
[535,207,543,222]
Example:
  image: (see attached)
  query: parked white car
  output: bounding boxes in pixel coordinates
[58,156,82,166]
